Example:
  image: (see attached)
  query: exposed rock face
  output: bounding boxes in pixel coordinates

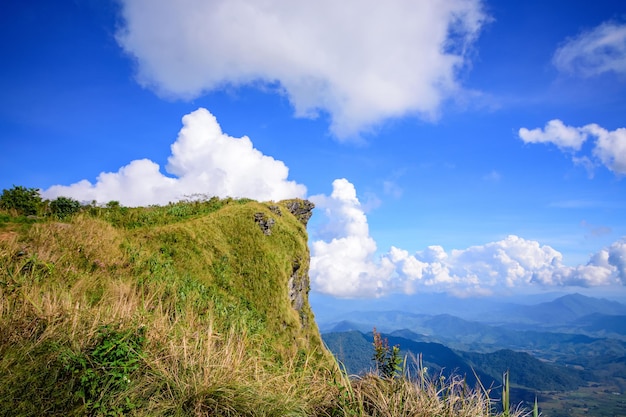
[280,200,315,328]
[268,205,282,216]
[284,200,315,226]
[252,199,316,330]
[254,212,275,235]
[254,199,314,235]
[288,258,309,328]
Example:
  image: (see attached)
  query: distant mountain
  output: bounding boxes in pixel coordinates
[493,293,626,326]
[574,313,626,338]
[310,292,522,323]
[322,330,587,396]
[319,309,617,358]
[321,320,371,333]
[323,330,492,387]
[459,349,585,391]
[387,329,434,343]
[383,334,493,388]
[322,331,374,375]
[318,294,626,334]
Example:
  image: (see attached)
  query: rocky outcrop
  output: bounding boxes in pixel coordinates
[251,199,316,330]
[288,257,309,328]
[283,199,315,226]
[254,212,276,235]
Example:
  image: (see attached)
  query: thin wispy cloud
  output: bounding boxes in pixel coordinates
[116,0,487,138]
[553,21,626,78]
[482,170,502,182]
[581,220,612,238]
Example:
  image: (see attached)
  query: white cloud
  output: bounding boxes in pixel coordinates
[310,179,395,298]
[553,21,626,77]
[116,0,486,138]
[309,179,626,298]
[607,239,626,284]
[588,125,626,175]
[42,108,305,206]
[518,120,626,175]
[518,119,588,151]
[383,180,403,198]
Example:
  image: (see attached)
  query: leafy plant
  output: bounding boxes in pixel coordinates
[0,185,42,215]
[372,327,402,379]
[63,324,146,415]
[49,196,82,219]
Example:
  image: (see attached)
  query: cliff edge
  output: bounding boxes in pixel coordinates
[0,197,337,415]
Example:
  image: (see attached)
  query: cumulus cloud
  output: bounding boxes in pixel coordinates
[518,119,588,151]
[518,119,626,175]
[309,179,626,298]
[553,21,626,77]
[42,108,305,206]
[116,0,486,138]
[587,125,626,175]
[608,239,626,284]
[310,179,395,298]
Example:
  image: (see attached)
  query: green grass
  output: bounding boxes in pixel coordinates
[0,199,533,416]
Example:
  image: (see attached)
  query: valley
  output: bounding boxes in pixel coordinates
[318,293,626,416]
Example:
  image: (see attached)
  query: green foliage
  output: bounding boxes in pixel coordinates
[372,327,402,379]
[62,325,146,415]
[88,197,231,228]
[106,200,120,209]
[49,196,82,219]
[0,185,42,215]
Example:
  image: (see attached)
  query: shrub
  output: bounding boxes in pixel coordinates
[49,197,82,219]
[372,327,402,379]
[0,185,42,216]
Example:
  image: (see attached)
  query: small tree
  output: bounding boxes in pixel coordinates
[372,328,402,379]
[0,185,42,216]
[50,196,82,219]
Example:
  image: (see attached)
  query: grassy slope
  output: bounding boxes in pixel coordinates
[0,199,335,416]
[0,198,529,417]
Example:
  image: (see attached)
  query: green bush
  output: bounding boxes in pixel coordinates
[49,197,82,219]
[0,185,42,216]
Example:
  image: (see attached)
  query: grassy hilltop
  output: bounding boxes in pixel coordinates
[0,192,530,416]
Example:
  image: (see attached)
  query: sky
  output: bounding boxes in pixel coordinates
[2,0,626,303]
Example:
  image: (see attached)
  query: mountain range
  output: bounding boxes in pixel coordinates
[319,293,626,409]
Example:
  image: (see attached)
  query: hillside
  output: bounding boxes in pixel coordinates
[0,194,534,417]
[0,198,339,416]
[322,331,586,393]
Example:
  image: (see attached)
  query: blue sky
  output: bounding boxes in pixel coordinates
[2,0,626,301]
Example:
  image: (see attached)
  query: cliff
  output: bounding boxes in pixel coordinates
[0,198,336,416]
